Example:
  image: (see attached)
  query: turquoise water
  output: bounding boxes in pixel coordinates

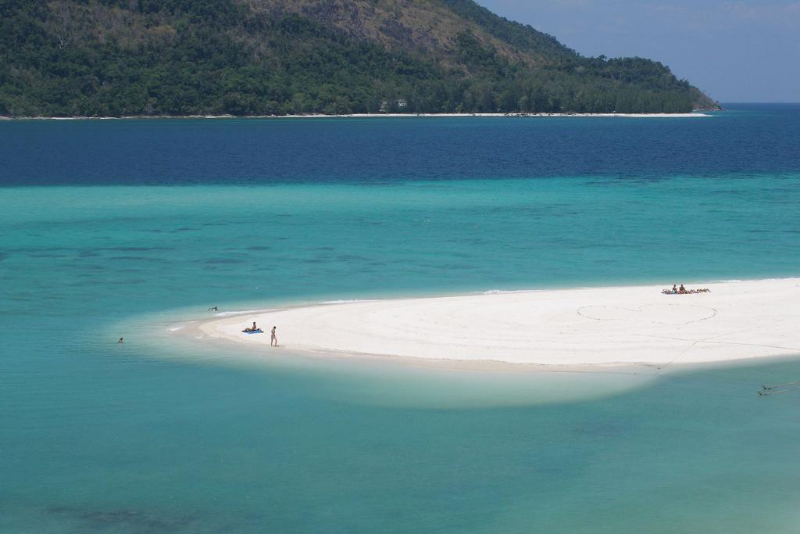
[2,106,800,533]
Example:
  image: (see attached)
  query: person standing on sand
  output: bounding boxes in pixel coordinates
[271,326,278,347]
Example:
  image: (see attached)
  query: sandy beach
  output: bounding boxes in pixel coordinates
[192,278,800,368]
[0,112,712,121]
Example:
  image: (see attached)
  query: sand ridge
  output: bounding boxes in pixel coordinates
[192,279,800,367]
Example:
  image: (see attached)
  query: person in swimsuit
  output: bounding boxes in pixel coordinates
[271,326,278,347]
[679,284,686,294]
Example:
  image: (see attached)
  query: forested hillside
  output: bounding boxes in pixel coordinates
[0,0,719,116]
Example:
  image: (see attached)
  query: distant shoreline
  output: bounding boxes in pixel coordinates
[0,111,713,121]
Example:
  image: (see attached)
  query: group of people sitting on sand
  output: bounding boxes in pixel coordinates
[662,284,711,295]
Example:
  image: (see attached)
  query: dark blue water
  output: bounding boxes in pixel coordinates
[2,104,799,186]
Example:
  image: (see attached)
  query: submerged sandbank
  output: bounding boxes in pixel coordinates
[190,279,800,368]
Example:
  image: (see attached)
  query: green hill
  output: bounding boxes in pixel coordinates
[0,0,720,117]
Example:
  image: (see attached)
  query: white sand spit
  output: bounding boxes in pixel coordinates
[195,279,800,367]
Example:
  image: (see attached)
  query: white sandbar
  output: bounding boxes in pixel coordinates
[195,279,800,367]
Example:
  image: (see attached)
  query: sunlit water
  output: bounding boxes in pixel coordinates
[2,105,800,533]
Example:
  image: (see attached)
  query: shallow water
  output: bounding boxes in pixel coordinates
[2,104,800,533]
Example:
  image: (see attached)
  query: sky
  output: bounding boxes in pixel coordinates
[477,0,800,103]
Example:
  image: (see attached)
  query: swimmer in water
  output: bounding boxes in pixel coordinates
[207,306,218,312]
[118,337,124,344]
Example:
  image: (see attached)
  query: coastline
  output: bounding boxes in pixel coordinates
[181,278,800,370]
[0,111,713,121]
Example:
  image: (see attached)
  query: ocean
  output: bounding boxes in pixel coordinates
[1,104,799,533]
